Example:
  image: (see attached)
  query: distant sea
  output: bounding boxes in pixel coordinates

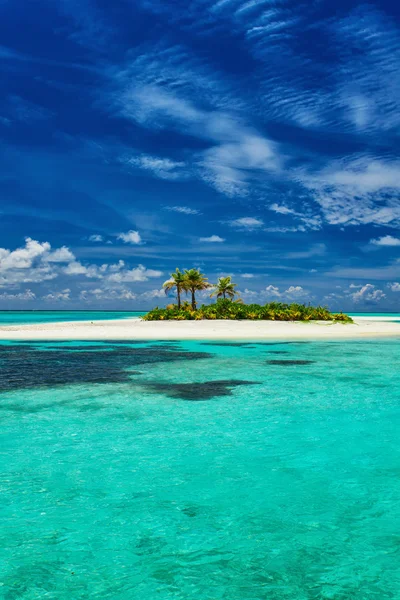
[349,313,400,317]
[2,338,400,598]
[0,310,147,325]
[0,310,399,325]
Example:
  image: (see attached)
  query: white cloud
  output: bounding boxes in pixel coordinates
[0,238,163,296]
[64,261,92,276]
[285,285,309,300]
[199,235,225,242]
[89,234,104,242]
[43,289,71,302]
[46,247,76,263]
[117,230,142,244]
[388,282,400,292]
[80,288,137,301]
[0,238,50,270]
[242,288,259,298]
[65,260,162,283]
[299,157,400,228]
[370,235,400,247]
[227,217,264,230]
[351,283,386,304]
[0,238,75,287]
[165,206,200,215]
[264,284,281,298]
[107,264,163,283]
[0,289,36,301]
[270,203,295,215]
[262,284,311,301]
[241,273,254,278]
[140,288,166,300]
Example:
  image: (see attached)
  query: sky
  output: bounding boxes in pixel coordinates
[0,0,400,310]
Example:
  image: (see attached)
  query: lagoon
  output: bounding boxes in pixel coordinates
[1,338,400,598]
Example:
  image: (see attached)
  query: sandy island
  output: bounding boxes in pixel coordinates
[0,317,399,340]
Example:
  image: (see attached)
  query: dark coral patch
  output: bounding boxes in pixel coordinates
[252,341,312,346]
[201,342,254,347]
[266,360,314,366]
[44,345,117,351]
[0,343,213,392]
[145,379,257,401]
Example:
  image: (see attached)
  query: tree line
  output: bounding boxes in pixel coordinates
[163,268,238,310]
[141,268,352,322]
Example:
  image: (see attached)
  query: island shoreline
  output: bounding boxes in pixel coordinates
[0,317,399,341]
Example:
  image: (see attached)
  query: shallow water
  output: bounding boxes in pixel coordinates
[1,339,400,599]
[0,311,146,325]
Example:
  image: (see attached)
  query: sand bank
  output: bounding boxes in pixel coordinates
[0,317,399,340]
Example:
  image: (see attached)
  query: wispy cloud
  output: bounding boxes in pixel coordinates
[227,217,264,230]
[165,206,201,215]
[285,244,326,260]
[112,72,281,196]
[298,157,400,228]
[0,289,36,301]
[121,154,186,180]
[199,235,225,242]
[3,95,53,123]
[269,203,322,231]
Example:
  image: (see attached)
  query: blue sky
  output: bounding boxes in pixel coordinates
[1,0,400,310]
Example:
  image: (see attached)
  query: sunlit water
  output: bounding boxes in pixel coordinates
[0,311,146,325]
[1,339,400,599]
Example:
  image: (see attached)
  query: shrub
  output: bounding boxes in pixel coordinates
[142,299,353,322]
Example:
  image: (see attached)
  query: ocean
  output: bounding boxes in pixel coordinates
[1,310,400,326]
[1,338,400,598]
[0,311,146,325]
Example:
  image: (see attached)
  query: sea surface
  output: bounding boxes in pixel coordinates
[1,338,400,599]
[349,313,400,318]
[0,311,146,325]
[1,310,400,326]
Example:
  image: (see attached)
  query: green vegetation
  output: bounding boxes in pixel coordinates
[144,269,353,322]
[162,268,186,309]
[210,276,240,300]
[181,268,212,310]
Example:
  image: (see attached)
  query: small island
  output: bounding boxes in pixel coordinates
[143,269,353,322]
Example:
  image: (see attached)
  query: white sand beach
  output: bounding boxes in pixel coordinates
[0,317,399,340]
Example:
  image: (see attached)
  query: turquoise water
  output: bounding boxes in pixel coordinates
[0,311,146,325]
[349,313,400,317]
[1,339,400,598]
[1,311,399,326]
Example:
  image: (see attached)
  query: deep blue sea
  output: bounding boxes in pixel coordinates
[1,338,400,598]
[0,311,146,325]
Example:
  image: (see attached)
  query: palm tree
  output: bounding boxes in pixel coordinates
[210,276,239,300]
[163,268,186,309]
[183,268,211,310]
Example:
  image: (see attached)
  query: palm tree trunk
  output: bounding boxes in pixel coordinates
[177,287,181,309]
[191,288,196,310]
[223,291,226,299]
